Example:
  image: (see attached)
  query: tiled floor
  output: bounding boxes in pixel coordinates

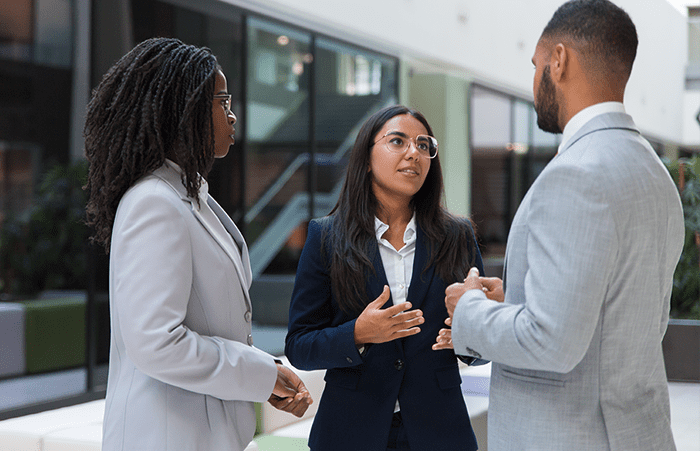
[669,382,700,451]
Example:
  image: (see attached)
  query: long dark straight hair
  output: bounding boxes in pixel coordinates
[326,105,479,314]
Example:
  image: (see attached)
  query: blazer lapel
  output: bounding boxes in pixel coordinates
[151,163,253,309]
[366,241,392,309]
[205,195,253,289]
[406,226,434,310]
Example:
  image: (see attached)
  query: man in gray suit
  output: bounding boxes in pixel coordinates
[437,1,684,449]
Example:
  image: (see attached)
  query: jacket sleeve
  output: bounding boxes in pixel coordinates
[111,184,277,401]
[457,220,489,366]
[284,219,365,371]
[452,162,617,373]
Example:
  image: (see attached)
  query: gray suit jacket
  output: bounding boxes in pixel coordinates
[453,113,684,450]
[102,161,278,451]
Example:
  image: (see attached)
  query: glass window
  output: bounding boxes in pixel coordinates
[245,18,311,276]
[471,86,511,148]
[131,0,245,222]
[470,86,512,255]
[314,37,396,203]
[0,0,72,67]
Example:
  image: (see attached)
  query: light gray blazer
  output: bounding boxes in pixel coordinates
[102,161,278,451]
[453,113,684,451]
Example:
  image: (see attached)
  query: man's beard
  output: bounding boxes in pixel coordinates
[535,65,562,134]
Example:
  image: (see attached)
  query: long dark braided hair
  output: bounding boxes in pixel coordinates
[84,37,218,252]
[327,105,479,314]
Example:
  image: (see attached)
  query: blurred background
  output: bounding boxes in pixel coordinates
[0,0,698,441]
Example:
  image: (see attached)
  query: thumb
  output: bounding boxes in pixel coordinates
[464,267,479,281]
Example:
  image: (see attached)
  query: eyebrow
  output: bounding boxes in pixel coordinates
[216,90,229,95]
[386,130,408,138]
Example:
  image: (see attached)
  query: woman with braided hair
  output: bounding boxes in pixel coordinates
[85,37,311,451]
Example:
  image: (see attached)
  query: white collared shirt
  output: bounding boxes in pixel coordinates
[375,214,417,412]
[374,214,417,306]
[558,102,626,155]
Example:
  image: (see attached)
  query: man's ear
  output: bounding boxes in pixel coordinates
[550,43,568,83]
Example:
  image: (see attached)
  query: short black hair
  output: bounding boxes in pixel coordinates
[541,0,638,79]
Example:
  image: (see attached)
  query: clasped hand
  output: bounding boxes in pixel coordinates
[354,286,424,346]
[433,268,505,350]
[268,363,313,418]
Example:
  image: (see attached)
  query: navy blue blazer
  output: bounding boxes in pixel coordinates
[285,216,484,451]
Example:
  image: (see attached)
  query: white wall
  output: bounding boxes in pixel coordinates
[230,0,689,144]
[684,91,700,144]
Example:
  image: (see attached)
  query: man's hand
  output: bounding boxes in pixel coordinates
[445,268,482,318]
[268,364,312,418]
[480,276,504,302]
[354,286,424,346]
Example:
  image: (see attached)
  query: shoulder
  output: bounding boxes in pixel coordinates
[308,215,338,240]
[439,212,476,239]
[115,173,190,227]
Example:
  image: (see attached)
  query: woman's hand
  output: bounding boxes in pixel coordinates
[353,286,424,346]
[432,317,453,350]
[269,364,313,418]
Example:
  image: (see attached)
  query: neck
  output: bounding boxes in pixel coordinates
[375,198,412,228]
[561,81,624,129]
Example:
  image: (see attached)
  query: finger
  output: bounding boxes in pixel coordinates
[480,277,502,290]
[290,397,310,417]
[432,333,453,350]
[390,326,421,339]
[267,394,291,410]
[464,267,479,281]
[384,302,415,317]
[368,285,391,308]
[393,315,425,330]
[444,317,452,327]
[390,308,423,321]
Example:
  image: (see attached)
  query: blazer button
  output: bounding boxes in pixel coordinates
[394,359,404,370]
[244,311,252,323]
[346,357,353,364]
[247,334,254,346]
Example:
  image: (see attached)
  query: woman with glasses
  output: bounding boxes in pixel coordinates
[84,37,311,451]
[285,105,484,451]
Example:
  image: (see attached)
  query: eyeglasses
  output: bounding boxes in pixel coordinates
[213,94,232,112]
[373,131,438,159]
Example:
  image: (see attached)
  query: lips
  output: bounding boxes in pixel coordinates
[398,167,419,176]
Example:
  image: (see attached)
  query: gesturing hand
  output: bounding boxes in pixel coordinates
[269,364,313,418]
[480,276,504,302]
[353,285,424,346]
[432,317,453,351]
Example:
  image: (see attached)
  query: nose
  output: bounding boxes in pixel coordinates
[404,139,420,160]
[228,110,237,125]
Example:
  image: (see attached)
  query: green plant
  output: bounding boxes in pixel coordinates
[0,160,89,296]
[664,156,700,320]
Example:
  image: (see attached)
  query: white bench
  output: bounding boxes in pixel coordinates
[0,361,489,451]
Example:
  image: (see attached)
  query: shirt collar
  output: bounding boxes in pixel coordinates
[558,102,626,154]
[374,213,417,244]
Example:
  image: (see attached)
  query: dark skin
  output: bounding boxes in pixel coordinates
[433,35,628,352]
[433,268,504,351]
[269,364,312,417]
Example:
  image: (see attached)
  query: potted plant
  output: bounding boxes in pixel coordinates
[662,156,700,382]
[0,161,89,296]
